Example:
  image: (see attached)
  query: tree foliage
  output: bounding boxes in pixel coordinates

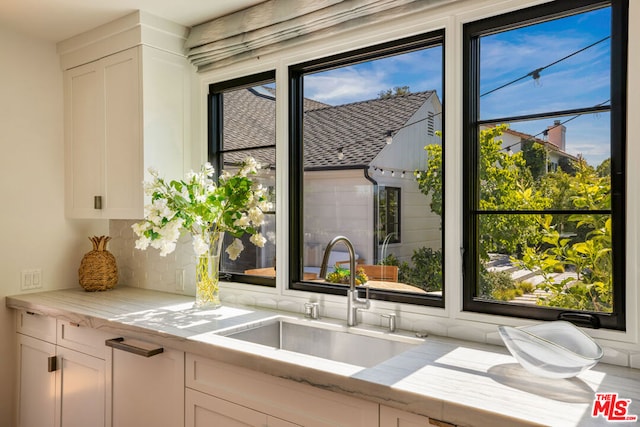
[377,86,411,99]
[416,124,613,312]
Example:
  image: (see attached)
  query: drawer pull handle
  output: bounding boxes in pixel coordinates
[94,196,102,210]
[105,337,163,357]
[48,356,57,372]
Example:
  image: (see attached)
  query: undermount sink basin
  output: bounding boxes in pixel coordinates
[221,317,422,368]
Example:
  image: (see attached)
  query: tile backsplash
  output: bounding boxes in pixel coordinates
[109,220,198,296]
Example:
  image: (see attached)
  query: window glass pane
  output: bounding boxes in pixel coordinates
[222,86,276,150]
[465,1,623,328]
[479,7,611,120]
[213,83,276,281]
[300,44,444,297]
[477,114,611,211]
[477,213,612,314]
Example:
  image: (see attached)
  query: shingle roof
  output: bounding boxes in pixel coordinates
[221,87,435,169]
[303,91,434,169]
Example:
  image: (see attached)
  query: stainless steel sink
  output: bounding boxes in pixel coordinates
[222,318,421,368]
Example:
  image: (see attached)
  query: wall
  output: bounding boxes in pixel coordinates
[0,26,108,424]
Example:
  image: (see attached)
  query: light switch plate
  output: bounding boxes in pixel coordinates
[21,269,42,290]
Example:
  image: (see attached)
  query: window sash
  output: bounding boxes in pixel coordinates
[289,31,446,307]
[208,71,277,287]
[462,0,627,330]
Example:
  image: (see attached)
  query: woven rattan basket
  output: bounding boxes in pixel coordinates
[78,236,118,291]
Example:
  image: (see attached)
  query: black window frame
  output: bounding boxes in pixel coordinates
[208,70,277,287]
[462,0,628,330]
[289,31,445,307]
[378,186,401,244]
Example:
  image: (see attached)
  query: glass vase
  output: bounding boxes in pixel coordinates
[194,231,224,309]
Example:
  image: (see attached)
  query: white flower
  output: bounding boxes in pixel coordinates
[158,241,176,257]
[131,221,148,237]
[248,206,264,225]
[203,162,215,177]
[192,234,209,256]
[133,157,266,262]
[234,214,250,227]
[258,200,273,212]
[134,236,151,250]
[226,238,244,260]
[250,233,266,248]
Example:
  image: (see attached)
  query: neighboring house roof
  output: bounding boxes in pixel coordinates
[501,128,578,161]
[223,87,276,151]
[222,87,435,169]
[303,90,435,169]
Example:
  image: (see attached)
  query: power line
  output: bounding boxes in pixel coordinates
[500,99,610,153]
[480,36,610,98]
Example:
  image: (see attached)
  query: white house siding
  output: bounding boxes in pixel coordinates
[303,169,374,267]
[374,173,441,265]
[371,94,442,173]
[370,94,443,264]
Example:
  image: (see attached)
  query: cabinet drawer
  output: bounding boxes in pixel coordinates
[16,310,56,343]
[57,320,116,359]
[186,354,378,427]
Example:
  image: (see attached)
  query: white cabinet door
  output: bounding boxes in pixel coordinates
[380,405,435,427]
[16,334,56,427]
[101,48,142,219]
[186,388,267,427]
[64,48,140,219]
[64,58,104,218]
[186,388,299,427]
[64,45,190,220]
[186,354,377,427]
[55,347,106,427]
[16,315,110,427]
[111,340,184,427]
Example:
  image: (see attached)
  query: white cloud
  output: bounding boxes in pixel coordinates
[304,67,388,105]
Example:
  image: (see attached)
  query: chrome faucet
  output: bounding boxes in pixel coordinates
[319,236,370,326]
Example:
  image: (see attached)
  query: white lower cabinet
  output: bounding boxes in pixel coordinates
[15,312,114,427]
[109,338,184,427]
[55,346,107,427]
[381,405,457,427]
[186,388,298,427]
[185,353,378,427]
[15,310,448,427]
[380,405,431,427]
[16,333,56,427]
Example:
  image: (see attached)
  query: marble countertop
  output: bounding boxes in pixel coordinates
[6,287,640,427]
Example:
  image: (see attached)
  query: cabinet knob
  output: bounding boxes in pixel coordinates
[94,196,102,210]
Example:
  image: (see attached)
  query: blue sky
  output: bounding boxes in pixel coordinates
[303,6,611,166]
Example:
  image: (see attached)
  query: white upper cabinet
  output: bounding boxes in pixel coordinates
[60,11,193,219]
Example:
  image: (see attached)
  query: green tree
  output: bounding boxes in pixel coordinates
[516,159,612,312]
[417,124,550,259]
[377,86,411,99]
[596,157,611,178]
[521,140,547,181]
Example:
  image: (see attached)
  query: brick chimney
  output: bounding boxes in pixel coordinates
[547,120,566,150]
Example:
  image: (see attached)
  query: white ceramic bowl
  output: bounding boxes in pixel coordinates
[498,321,603,379]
